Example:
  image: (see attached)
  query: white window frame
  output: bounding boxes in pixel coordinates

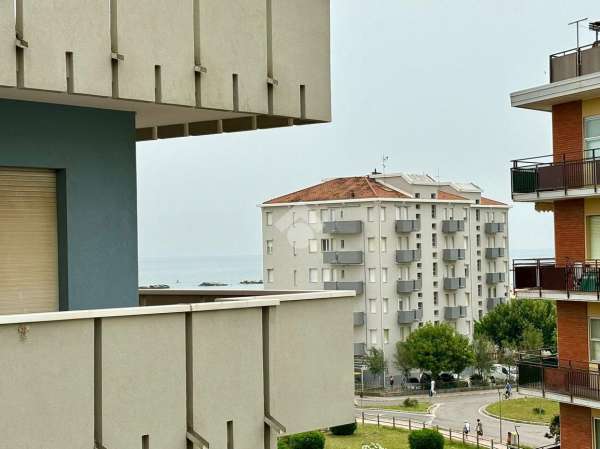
[308,239,318,253]
[590,318,600,363]
[322,268,331,282]
[266,269,274,283]
[266,240,273,255]
[265,211,273,226]
[309,268,319,283]
[368,268,376,283]
[367,207,375,222]
[382,267,388,283]
[308,209,317,224]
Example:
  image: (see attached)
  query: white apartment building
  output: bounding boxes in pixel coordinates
[261,173,510,373]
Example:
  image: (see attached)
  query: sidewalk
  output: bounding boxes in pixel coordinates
[357,389,507,402]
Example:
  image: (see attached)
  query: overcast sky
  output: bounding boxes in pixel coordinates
[137,0,599,260]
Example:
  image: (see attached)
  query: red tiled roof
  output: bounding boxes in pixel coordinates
[480,196,507,206]
[437,190,468,201]
[264,177,409,204]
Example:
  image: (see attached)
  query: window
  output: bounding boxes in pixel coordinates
[478,309,483,320]
[415,193,421,198]
[432,233,437,248]
[308,210,317,224]
[369,298,377,314]
[309,239,318,253]
[367,207,375,222]
[322,268,331,282]
[475,209,480,222]
[293,270,297,287]
[383,298,389,314]
[370,329,377,345]
[380,207,386,222]
[431,193,436,199]
[321,238,331,252]
[591,319,600,361]
[266,211,273,226]
[382,268,388,283]
[292,241,296,256]
[585,117,600,159]
[368,237,376,252]
[266,240,273,255]
[340,239,345,249]
[477,284,482,298]
[432,262,438,276]
[588,216,600,259]
[368,268,376,283]
[476,234,481,247]
[464,236,469,251]
[477,259,481,272]
[594,418,600,449]
[309,268,318,283]
[320,209,330,222]
[381,237,387,253]
[266,269,274,283]
[384,329,390,345]
[466,292,470,306]
[433,292,438,305]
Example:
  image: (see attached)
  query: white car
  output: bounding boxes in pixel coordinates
[488,364,516,383]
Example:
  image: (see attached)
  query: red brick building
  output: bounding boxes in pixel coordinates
[512,40,600,449]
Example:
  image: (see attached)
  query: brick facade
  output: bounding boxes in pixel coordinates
[554,199,585,266]
[560,403,592,449]
[552,101,583,162]
[557,301,589,362]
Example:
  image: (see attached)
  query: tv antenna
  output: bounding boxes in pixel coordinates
[382,155,389,174]
[569,17,588,49]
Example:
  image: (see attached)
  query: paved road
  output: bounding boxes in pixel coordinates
[356,391,551,448]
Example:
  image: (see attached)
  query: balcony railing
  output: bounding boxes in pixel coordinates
[487,297,506,311]
[395,219,420,233]
[443,277,466,290]
[353,311,365,326]
[485,248,505,259]
[511,153,600,198]
[550,42,600,82]
[486,272,506,284]
[324,281,364,295]
[484,222,505,234]
[397,279,422,294]
[444,305,467,320]
[442,248,465,262]
[442,219,465,233]
[323,220,363,235]
[323,251,363,265]
[397,309,423,324]
[395,249,421,263]
[513,258,600,299]
[518,353,600,405]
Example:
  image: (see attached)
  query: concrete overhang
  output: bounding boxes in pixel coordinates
[511,71,600,111]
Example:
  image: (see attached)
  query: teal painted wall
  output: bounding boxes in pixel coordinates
[0,99,138,310]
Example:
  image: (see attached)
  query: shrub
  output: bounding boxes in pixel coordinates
[403,398,418,407]
[533,407,546,415]
[288,431,325,449]
[277,437,290,449]
[408,429,444,449]
[330,422,357,435]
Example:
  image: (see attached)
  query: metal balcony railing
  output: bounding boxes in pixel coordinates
[444,305,467,320]
[550,42,600,82]
[441,219,465,233]
[442,248,465,261]
[354,342,367,356]
[395,219,420,233]
[484,222,505,234]
[353,311,365,327]
[486,297,506,311]
[443,277,466,290]
[395,249,421,263]
[324,281,364,295]
[322,220,363,234]
[511,153,600,197]
[322,251,363,265]
[396,279,422,294]
[486,272,506,284]
[513,258,600,299]
[397,309,423,324]
[518,352,600,404]
[485,248,505,259]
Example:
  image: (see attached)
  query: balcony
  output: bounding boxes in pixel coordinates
[487,297,506,311]
[396,249,421,263]
[0,289,354,447]
[550,43,600,83]
[485,222,505,234]
[513,258,600,301]
[395,219,420,233]
[443,277,466,290]
[511,154,600,202]
[353,311,365,327]
[444,305,467,320]
[518,353,600,408]
[442,219,465,233]
[397,309,423,324]
[324,281,364,295]
[354,342,367,356]
[323,220,363,235]
[397,279,422,294]
[485,248,505,259]
[323,251,363,265]
[442,248,465,262]
[486,272,506,284]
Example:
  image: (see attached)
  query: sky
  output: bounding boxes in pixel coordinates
[136,0,600,260]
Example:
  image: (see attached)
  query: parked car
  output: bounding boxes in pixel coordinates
[439,372,458,382]
[488,364,516,383]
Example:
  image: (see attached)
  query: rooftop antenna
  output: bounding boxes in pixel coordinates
[590,21,600,43]
[382,155,389,174]
[569,17,588,49]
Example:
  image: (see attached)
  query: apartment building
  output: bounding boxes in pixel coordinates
[0,2,355,448]
[512,33,600,449]
[262,173,509,373]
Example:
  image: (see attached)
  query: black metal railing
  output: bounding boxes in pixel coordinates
[518,352,600,403]
[550,41,600,82]
[511,153,600,196]
[513,258,600,299]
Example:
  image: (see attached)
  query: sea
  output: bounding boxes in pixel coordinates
[139,254,263,290]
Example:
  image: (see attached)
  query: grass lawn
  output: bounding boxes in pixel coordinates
[363,401,431,413]
[485,398,559,424]
[325,424,475,449]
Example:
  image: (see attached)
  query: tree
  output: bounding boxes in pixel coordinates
[521,324,544,351]
[474,300,556,351]
[393,341,414,379]
[472,335,494,376]
[404,323,474,379]
[365,347,385,376]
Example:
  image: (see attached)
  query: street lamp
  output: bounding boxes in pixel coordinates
[497,388,503,444]
[360,365,368,408]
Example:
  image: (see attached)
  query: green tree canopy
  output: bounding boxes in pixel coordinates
[474,300,556,351]
[404,323,474,379]
[365,347,385,375]
[393,341,414,378]
[471,335,494,376]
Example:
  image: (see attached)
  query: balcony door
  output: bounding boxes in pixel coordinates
[587,216,600,260]
[585,116,600,159]
[0,168,58,314]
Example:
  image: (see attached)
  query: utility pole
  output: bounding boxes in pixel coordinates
[497,388,503,444]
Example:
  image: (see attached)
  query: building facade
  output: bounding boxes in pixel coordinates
[512,36,600,449]
[262,173,509,373]
[0,2,355,448]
